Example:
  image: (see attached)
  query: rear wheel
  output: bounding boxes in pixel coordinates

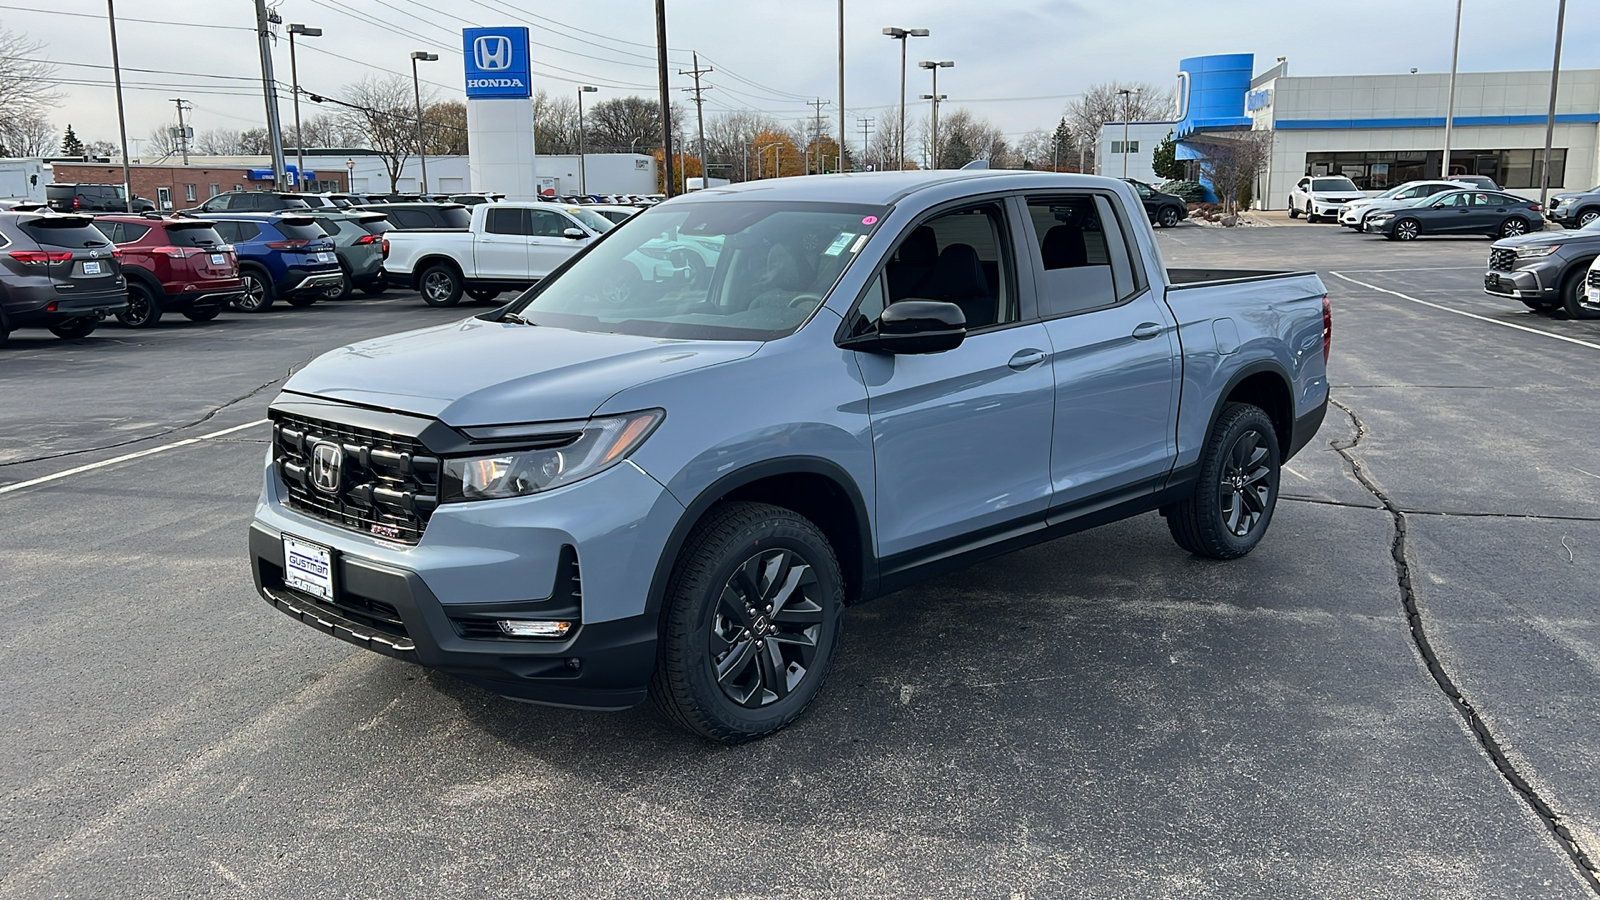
[1498,217,1530,238]
[182,307,222,322]
[650,502,843,743]
[1392,218,1421,241]
[1164,403,1280,560]
[1157,206,1181,228]
[419,264,463,307]
[116,282,163,328]
[1560,269,1600,320]
[324,262,353,301]
[234,270,274,312]
[466,288,502,303]
[49,318,97,340]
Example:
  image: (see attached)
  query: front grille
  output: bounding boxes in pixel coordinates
[1489,248,1516,272]
[273,412,440,544]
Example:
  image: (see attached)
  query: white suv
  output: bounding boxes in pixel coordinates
[1288,176,1366,223]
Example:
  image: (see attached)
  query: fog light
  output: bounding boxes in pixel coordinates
[497,619,572,638]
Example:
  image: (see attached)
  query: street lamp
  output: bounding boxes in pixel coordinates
[577,85,598,196]
[287,23,322,192]
[756,141,783,179]
[882,27,928,171]
[409,51,438,194]
[918,60,953,168]
[1116,87,1140,178]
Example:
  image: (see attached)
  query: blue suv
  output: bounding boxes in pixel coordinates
[197,213,342,312]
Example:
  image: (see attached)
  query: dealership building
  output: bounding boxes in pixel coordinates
[1102,54,1600,208]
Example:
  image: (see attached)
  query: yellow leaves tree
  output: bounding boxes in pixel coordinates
[652,149,702,193]
[750,130,803,179]
[805,135,843,174]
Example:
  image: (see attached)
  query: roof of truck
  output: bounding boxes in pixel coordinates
[680,169,1124,207]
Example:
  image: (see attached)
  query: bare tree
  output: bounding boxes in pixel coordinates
[194,128,242,155]
[1196,130,1274,217]
[146,124,181,159]
[0,113,55,157]
[285,114,354,152]
[82,139,116,160]
[934,108,1007,169]
[532,89,580,154]
[0,26,60,152]
[338,75,427,191]
[423,101,467,155]
[1064,81,1171,174]
[703,110,785,182]
[586,96,662,154]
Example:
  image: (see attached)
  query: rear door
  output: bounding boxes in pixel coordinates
[1019,192,1180,510]
[475,206,531,279]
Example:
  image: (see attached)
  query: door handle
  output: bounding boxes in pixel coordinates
[1132,322,1164,340]
[1008,349,1047,370]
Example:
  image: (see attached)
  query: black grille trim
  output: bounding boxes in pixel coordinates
[1489,248,1516,272]
[272,411,441,544]
[1588,269,1600,288]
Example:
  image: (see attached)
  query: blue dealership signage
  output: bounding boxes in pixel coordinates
[462,27,531,100]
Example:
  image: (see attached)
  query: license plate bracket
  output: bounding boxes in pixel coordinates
[83,261,101,275]
[210,253,227,266]
[282,535,335,602]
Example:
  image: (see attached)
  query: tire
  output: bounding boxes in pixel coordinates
[234,269,274,312]
[466,289,502,303]
[0,320,10,347]
[1157,206,1180,228]
[359,280,388,296]
[1559,269,1600,320]
[284,292,319,308]
[1288,202,1300,219]
[1498,217,1530,238]
[116,281,163,328]
[649,501,844,743]
[49,318,97,339]
[419,264,463,307]
[324,263,353,301]
[1305,202,1317,223]
[1392,218,1421,241]
[182,307,222,322]
[1164,403,1281,560]
[1579,209,1599,228]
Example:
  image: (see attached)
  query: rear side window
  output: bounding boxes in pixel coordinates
[19,220,111,249]
[1024,196,1119,318]
[485,207,530,235]
[357,217,391,235]
[273,221,326,241]
[165,224,224,247]
[94,221,123,243]
[117,222,153,244]
[385,209,424,229]
[230,222,263,241]
[437,206,472,228]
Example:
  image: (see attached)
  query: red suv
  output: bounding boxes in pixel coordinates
[93,215,244,327]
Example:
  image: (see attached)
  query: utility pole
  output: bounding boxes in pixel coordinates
[1539,0,1568,209]
[1442,0,1463,178]
[679,52,713,190]
[170,98,192,166]
[837,0,846,174]
[106,0,133,212]
[807,98,830,173]
[654,0,675,197]
[858,116,873,171]
[252,0,288,190]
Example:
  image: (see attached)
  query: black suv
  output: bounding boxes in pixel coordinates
[183,191,311,214]
[46,183,155,214]
[0,212,127,345]
[352,202,471,230]
[1122,179,1188,228]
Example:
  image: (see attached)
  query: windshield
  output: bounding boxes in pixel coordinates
[565,208,615,233]
[510,200,887,341]
[1375,183,1415,199]
[1312,178,1359,193]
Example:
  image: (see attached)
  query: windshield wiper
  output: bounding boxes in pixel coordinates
[502,312,536,326]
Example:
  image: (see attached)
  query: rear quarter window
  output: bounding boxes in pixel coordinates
[438,207,472,228]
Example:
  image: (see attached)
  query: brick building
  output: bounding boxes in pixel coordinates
[49,162,348,210]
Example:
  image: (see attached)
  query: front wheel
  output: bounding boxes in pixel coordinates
[1157,206,1181,228]
[1498,217,1530,238]
[650,502,844,743]
[1560,270,1600,320]
[1164,403,1281,560]
[1304,203,1317,223]
[1579,209,1599,228]
[49,318,97,340]
[116,282,163,328]
[419,264,463,307]
[1392,218,1421,241]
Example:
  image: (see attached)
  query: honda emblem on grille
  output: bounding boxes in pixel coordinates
[311,441,344,494]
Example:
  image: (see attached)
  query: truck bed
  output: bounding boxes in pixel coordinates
[1166,268,1318,290]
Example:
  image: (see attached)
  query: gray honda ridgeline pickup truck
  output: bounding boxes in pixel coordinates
[250,171,1330,742]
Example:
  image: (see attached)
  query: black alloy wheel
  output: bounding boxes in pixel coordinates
[1392,219,1421,241]
[1164,403,1280,560]
[1499,217,1530,238]
[234,270,274,312]
[1218,428,1273,538]
[651,501,843,743]
[1157,206,1181,228]
[116,282,163,328]
[49,318,97,340]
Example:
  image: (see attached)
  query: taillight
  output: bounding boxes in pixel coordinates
[1321,295,1332,364]
[8,250,73,264]
[72,197,80,210]
[1530,204,1541,212]
[381,237,389,259]
[109,247,123,260]
[354,234,380,244]
[265,239,310,250]
[152,246,202,258]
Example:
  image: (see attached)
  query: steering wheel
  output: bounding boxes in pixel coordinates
[786,293,823,310]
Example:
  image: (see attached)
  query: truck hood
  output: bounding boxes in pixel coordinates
[282,317,762,425]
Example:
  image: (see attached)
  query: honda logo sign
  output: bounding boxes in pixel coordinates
[462,27,531,99]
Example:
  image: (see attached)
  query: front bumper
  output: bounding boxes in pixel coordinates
[249,448,685,709]
[1482,265,1550,301]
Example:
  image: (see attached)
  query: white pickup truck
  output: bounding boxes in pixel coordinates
[383,202,617,307]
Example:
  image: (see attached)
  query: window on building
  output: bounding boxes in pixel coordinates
[208,183,220,197]
[1306,148,1566,191]
[184,184,197,201]
[1109,141,1139,155]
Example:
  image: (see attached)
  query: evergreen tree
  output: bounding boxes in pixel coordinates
[1151,131,1184,181]
[1051,117,1072,171]
[59,123,84,156]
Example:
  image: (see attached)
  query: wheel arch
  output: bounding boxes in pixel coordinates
[411,255,463,291]
[1209,362,1295,462]
[121,266,164,296]
[646,457,877,627]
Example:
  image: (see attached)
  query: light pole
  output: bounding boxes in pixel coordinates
[882,27,928,171]
[409,51,437,194]
[1116,87,1140,178]
[918,60,953,168]
[1442,0,1463,178]
[287,24,321,191]
[1539,0,1568,209]
[577,85,598,196]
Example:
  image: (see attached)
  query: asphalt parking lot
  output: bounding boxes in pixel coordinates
[3,220,1599,898]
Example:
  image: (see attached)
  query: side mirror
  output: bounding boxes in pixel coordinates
[842,299,967,354]
[562,227,587,239]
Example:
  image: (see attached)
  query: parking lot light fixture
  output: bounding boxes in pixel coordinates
[883,27,928,171]
[578,86,599,196]
[410,51,438,194]
[1117,87,1140,179]
[287,24,322,192]
[918,60,953,167]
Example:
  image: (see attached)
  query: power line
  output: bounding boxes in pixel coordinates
[0,5,252,32]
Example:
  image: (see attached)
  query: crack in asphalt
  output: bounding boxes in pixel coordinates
[0,363,298,469]
[1327,397,1600,892]
[1282,494,1600,523]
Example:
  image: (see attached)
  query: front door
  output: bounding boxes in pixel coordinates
[1019,193,1179,511]
[1429,191,1478,233]
[475,206,531,280]
[853,201,1055,562]
[526,209,588,278]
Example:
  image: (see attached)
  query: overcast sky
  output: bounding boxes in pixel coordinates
[6,0,1598,154]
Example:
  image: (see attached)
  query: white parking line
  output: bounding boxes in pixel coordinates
[1328,271,1600,352]
[0,419,269,498]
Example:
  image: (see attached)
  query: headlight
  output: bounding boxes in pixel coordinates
[1369,214,1395,222]
[441,410,663,502]
[1515,244,1561,258]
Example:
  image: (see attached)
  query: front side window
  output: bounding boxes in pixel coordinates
[511,200,885,341]
[1435,193,1467,208]
[527,210,572,237]
[565,208,615,234]
[882,202,1015,330]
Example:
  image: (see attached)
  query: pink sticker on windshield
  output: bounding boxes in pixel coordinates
[861,216,878,225]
